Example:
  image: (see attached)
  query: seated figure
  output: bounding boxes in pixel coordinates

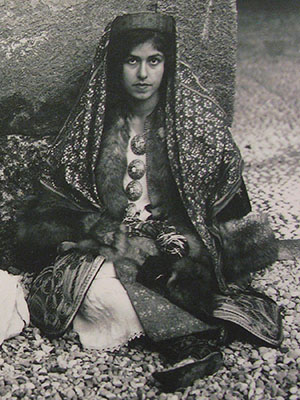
[14,12,283,391]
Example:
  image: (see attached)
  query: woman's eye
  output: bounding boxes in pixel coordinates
[149,57,161,65]
[125,57,137,65]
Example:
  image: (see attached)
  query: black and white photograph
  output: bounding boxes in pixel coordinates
[0,0,299,398]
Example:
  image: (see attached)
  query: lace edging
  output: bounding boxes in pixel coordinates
[78,330,145,352]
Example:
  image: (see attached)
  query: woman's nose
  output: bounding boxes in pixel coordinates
[137,61,147,79]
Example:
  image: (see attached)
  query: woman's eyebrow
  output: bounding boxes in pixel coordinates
[126,54,140,60]
[148,53,165,58]
[128,52,164,58]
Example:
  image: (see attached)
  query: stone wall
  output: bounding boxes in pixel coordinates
[0,0,237,137]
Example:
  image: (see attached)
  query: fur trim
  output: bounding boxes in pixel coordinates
[95,115,129,219]
[219,213,279,282]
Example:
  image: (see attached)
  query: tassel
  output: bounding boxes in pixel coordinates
[122,217,189,258]
[156,230,188,257]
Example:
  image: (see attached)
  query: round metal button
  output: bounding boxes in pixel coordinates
[128,159,146,180]
[125,180,143,201]
[130,134,146,155]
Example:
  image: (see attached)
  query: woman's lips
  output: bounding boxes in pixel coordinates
[134,83,151,89]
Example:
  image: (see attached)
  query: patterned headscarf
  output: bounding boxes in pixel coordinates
[41,12,244,292]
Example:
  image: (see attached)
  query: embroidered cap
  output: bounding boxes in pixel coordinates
[111,12,175,36]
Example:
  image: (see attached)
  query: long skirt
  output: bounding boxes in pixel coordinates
[28,252,283,349]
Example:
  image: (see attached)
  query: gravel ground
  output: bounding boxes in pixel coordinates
[1,3,300,399]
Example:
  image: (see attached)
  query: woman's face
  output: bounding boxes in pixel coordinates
[122,40,165,103]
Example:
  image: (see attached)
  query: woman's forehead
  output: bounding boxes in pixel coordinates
[129,41,163,56]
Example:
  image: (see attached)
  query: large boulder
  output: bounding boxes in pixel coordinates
[0,0,237,138]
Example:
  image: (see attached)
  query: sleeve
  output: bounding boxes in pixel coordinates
[15,188,86,273]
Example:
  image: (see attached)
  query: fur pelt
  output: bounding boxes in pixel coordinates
[219,212,279,283]
[16,188,278,318]
[15,191,161,272]
[136,213,278,316]
[59,212,279,317]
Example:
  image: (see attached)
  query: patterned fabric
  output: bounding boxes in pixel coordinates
[213,290,283,346]
[40,15,244,292]
[110,12,175,36]
[164,62,243,291]
[28,253,105,338]
[120,281,218,342]
[115,259,218,342]
[0,135,50,271]
[27,250,282,346]
[27,252,220,341]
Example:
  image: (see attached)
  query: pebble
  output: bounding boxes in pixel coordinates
[25,382,35,391]
[132,354,143,361]
[146,390,157,399]
[289,386,299,394]
[112,378,123,388]
[98,389,117,399]
[57,356,68,370]
[256,387,264,395]
[261,349,277,361]
[252,359,263,369]
[234,382,248,393]
[159,394,168,400]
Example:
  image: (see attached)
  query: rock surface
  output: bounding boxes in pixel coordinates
[0,0,237,136]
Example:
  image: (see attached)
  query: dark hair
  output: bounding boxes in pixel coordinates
[105,29,175,110]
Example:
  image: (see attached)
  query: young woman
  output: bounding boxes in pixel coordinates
[17,12,282,391]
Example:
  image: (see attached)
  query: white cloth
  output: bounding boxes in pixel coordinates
[73,261,144,350]
[74,126,149,350]
[0,271,30,345]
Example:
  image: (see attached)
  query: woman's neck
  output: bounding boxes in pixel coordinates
[128,92,160,124]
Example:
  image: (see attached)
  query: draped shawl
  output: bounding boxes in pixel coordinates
[41,16,244,292]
